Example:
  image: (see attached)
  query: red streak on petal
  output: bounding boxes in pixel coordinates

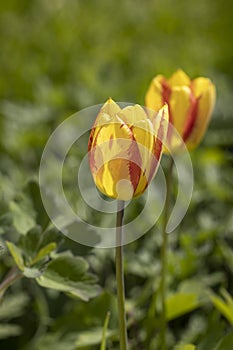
[182,92,200,142]
[88,126,102,174]
[127,130,142,194]
[109,134,113,149]
[148,109,165,182]
[161,79,173,142]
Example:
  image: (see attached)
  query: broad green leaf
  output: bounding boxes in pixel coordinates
[0,324,22,339]
[30,242,57,265]
[41,255,89,280]
[36,255,100,301]
[67,283,101,301]
[39,227,62,247]
[0,292,29,320]
[166,293,201,321]
[6,241,24,270]
[214,331,233,350]
[9,200,35,235]
[20,225,41,259]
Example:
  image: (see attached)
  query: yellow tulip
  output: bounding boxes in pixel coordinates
[145,69,216,151]
[88,99,168,200]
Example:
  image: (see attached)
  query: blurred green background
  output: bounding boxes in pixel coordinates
[0,0,233,349]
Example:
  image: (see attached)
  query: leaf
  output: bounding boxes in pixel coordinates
[23,267,42,279]
[6,241,24,270]
[67,283,101,302]
[219,242,233,274]
[214,331,233,350]
[166,293,201,321]
[39,227,62,247]
[9,200,35,235]
[0,324,22,339]
[175,345,196,350]
[36,255,100,301]
[0,213,13,235]
[20,225,41,258]
[75,328,117,348]
[100,311,111,350]
[26,180,50,230]
[0,292,29,320]
[30,242,57,265]
[33,329,117,350]
[210,289,233,325]
[0,240,7,256]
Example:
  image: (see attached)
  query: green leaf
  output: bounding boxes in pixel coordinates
[0,292,29,320]
[36,255,100,301]
[39,227,62,247]
[22,225,41,252]
[30,242,57,265]
[214,331,233,350]
[210,289,233,325]
[175,345,196,350]
[0,240,6,256]
[67,283,101,301]
[166,293,201,321]
[0,324,22,339]
[0,213,13,235]
[33,329,117,350]
[75,328,117,348]
[6,241,24,270]
[9,200,35,235]
[26,180,50,230]
[23,267,42,278]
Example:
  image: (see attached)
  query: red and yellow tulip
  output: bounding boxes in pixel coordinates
[88,99,168,200]
[145,69,216,152]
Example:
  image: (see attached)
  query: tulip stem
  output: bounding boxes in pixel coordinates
[115,200,128,350]
[160,157,174,350]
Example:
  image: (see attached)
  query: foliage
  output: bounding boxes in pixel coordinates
[0,0,233,349]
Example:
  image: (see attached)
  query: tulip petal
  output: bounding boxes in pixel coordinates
[191,77,214,98]
[169,86,192,136]
[93,98,121,128]
[148,104,169,181]
[145,75,164,112]
[90,115,142,200]
[131,118,154,196]
[168,69,191,87]
[117,104,148,126]
[185,81,216,150]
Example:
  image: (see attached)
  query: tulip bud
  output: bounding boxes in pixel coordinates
[88,99,168,200]
[145,69,216,152]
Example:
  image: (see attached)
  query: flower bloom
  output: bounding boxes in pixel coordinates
[88,99,168,200]
[145,69,216,151]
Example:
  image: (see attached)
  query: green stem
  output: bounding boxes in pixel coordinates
[116,200,128,350]
[160,157,174,350]
[100,311,111,350]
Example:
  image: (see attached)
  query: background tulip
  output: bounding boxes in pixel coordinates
[145,69,216,151]
[88,99,168,201]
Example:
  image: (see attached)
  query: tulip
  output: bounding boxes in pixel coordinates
[145,69,216,151]
[88,99,168,201]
